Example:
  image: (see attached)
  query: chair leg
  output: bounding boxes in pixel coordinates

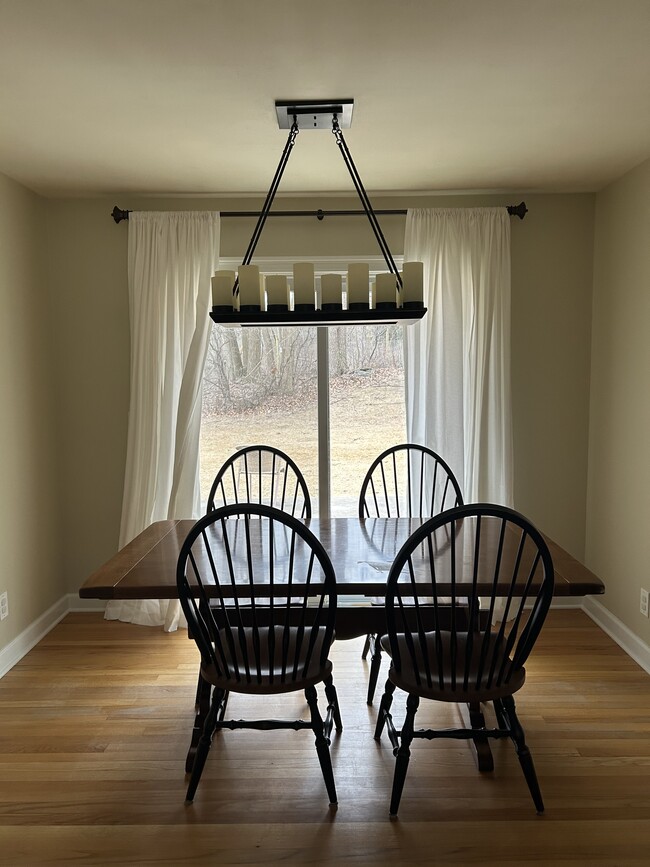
[389,692,420,817]
[361,633,371,660]
[501,694,544,814]
[374,677,396,740]
[194,666,210,712]
[218,690,229,721]
[185,687,225,804]
[366,635,383,705]
[323,672,343,732]
[186,669,214,772]
[493,697,508,730]
[467,701,494,772]
[305,684,338,806]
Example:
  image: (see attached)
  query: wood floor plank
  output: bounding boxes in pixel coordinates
[0,610,649,864]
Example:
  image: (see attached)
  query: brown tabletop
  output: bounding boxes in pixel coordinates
[79,517,605,600]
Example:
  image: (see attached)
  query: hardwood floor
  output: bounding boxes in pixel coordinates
[0,610,649,865]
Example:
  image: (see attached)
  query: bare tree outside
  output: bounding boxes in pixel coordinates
[200,323,406,514]
[202,327,318,416]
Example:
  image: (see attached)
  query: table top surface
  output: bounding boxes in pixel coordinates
[79,516,605,601]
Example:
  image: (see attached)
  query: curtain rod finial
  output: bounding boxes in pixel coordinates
[111,206,130,224]
[507,201,527,220]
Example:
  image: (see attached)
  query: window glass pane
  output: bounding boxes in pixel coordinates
[200,326,319,513]
[328,324,406,516]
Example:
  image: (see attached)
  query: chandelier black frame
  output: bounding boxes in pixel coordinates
[211,99,426,327]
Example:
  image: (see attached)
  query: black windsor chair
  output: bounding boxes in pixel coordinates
[191,445,312,739]
[374,503,554,816]
[357,444,463,703]
[177,503,341,806]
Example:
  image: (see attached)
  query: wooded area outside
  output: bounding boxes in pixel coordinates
[200,324,406,514]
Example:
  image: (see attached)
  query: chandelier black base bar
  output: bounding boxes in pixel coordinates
[209,306,427,328]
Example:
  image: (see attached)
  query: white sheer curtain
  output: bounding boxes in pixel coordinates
[404,207,512,505]
[105,211,220,631]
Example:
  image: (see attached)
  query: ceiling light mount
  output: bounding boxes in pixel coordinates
[275,99,354,129]
[209,98,426,327]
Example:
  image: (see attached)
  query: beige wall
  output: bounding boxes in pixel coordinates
[45,200,131,595]
[44,192,594,601]
[509,195,594,555]
[9,167,650,656]
[587,157,650,643]
[0,173,62,647]
[0,185,598,653]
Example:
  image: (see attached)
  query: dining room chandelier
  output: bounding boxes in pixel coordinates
[210,99,426,328]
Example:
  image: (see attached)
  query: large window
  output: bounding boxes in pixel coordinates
[200,258,405,516]
[200,326,319,507]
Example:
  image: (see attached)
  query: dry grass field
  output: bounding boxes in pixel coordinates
[200,368,406,514]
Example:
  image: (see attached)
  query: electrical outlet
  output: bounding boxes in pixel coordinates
[641,588,649,618]
[0,592,8,621]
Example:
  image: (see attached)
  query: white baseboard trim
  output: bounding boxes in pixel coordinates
[2,593,648,679]
[0,596,70,678]
[550,596,582,609]
[582,596,650,675]
[0,595,107,678]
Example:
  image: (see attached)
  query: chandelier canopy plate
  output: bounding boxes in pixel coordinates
[275,99,354,129]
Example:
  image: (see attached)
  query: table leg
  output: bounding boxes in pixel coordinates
[467,701,494,772]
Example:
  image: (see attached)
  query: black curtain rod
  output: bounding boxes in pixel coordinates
[111,201,528,224]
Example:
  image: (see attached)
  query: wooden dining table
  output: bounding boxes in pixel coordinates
[80,516,604,603]
[80,515,604,774]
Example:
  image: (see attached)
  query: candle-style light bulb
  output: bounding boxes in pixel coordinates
[402,261,424,308]
[265,275,289,312]
[211,270,236,311]
[347,263,370,310]
[238,265,261,311]
[375,272,398,308]
[320,273,343,310]
[293,262,315,311]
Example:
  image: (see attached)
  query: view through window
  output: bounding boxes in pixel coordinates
[200,326,319,509]
[200,263,405,516]
[328,324,405,515]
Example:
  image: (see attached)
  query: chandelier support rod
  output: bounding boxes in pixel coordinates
[331,116,403,287]
[232,119,299,295]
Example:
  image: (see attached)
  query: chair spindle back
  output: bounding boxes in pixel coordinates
[207,445,312,519]
[177,504,335,687]
[359,444,463,519]
[385,504,554,694]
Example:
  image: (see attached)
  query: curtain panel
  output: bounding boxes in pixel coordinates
[403,207,513,505]
[105,211,220,631]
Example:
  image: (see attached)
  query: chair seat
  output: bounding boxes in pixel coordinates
[381,631,526,702]
[202,626,333,694]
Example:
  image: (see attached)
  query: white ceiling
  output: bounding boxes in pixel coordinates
[1,0,649,197]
